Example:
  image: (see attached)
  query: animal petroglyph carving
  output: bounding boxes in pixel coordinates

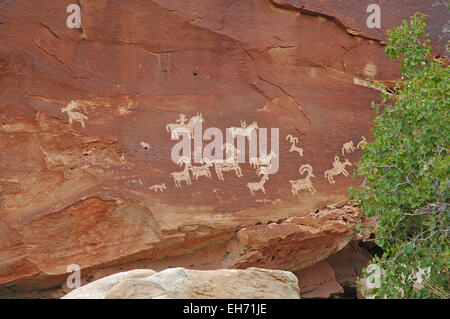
[249,151,277,169]
[255,198,281,205]
[166,113,204,139]
[125,178,144,187]
[341,141,356,155]
[247,171,269,196]
[255,199,272,204]
[229,121,259,141]
[150,183,166,192]
[357,136,368,150]
[214,159,243,180]
[324,156,352,184]
[61,101,88,127]
[286,134,303,157]
[213,144,243,180]
[171,157,192,188]
[212,189,238,205]
[290,164,316,197]
[189,158,213,180]
[140,142,151,150]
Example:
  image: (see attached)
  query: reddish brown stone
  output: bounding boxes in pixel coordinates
[0,0,445,295]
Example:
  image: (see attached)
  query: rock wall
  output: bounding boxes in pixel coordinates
[0,0,447,296]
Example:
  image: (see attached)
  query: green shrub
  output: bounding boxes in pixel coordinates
[351,12,449,299]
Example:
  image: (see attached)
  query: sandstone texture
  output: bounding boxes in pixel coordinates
[0,0,447,296]
[62,267,300,299]
[295,241,373,298]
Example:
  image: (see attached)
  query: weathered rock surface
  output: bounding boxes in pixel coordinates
[295,241,372,298]
[295,260,344,298]
[63,267,300,299]
[0,0,446,296]
[271,0,449,55]
[61,269,157,299]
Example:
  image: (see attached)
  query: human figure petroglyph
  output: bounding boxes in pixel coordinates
[286,134,303,157]
[166,113,204,139]
[150,183,166,192]
[357,136,368,150]
[61,101,88,127]
[290,164,316,197]
[324,156,352,184]
[166,114,187,133]
[341,141,356,155]
[171,156,192,188]
[189,158,213,180]
[247,171,269,196]
[229,120,259,141]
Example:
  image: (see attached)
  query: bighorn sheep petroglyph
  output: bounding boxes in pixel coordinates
[247,171,269,196]
[286,134,303,157]
[61,101,88,127]
[290,164,316,197]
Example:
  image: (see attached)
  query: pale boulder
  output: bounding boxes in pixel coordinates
[62,269,157,299]
[63,268,300,299]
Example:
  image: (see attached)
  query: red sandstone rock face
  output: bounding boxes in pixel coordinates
[0,0,446,294]
[272,0,449,55]
[295,241,373,298]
